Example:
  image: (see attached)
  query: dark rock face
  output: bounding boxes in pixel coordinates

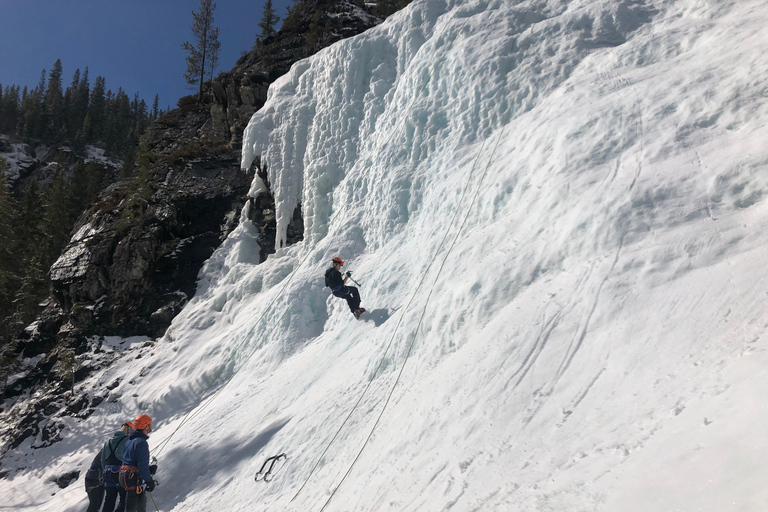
[47,147,251,340]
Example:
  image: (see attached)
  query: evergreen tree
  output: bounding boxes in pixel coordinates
[182,0,221,100]
[23,70,46,139]
[16,179,42,248]
[120,149,137,179]
[10,179,46,335]
[0,159,19,339]
[70,162,106,214]
[63,68,81,140]
[43,59,64,140]
[1,86,20,133]
[88,76,107,142]
[305,11,324,53]
[151,94,160,120]
[40,169,74,265]
[74,67,90,144]
[258,0,280,40]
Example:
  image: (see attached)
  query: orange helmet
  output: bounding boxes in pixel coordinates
[133,414,153,430]
[332,257,344,265]
[122,421,135,429]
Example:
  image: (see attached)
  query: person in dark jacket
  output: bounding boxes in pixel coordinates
[84,451,104,512]
[325,257,365,319]
[120,414,156,512]
[101,421,133,512]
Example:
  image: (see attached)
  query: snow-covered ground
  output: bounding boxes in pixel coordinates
[2,0,768,510]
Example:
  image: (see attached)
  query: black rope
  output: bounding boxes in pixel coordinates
[255,453,288,482]
[318,127,507,512]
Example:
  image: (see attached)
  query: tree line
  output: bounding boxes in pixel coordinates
[0,60,161,350]
[0,59,161,157]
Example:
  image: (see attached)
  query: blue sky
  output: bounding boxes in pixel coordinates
[0,0,291,110]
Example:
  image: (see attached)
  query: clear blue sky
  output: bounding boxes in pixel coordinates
[0,0,291,111]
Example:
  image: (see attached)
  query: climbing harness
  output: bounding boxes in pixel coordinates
[255,453,287,482]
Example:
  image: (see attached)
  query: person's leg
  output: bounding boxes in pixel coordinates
[125,490,138,512]
[137,491,148,512]
[116,488,127,512]
[334,288,357,313]
[86,486,105,512]
[347,286,361,312]
[102,486,118,512]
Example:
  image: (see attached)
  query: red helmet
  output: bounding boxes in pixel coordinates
[133,414,153,430]
[332,257,344,265]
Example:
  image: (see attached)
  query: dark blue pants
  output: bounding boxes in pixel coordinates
[125,489,147,512]
[103,486,127,512]
[86,485,104,512]
[333,286,361,313]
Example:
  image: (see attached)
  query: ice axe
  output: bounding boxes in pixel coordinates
[345,271,362,287]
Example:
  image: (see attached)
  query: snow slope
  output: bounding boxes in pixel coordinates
[2,0,768,510]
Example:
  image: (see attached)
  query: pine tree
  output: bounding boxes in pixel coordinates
[74,68,90,144]
[151,94,160,120]
[36,170,79,278]
[182,0,221,100]
[88,76,107,143]
[63,69,81,140]
[11,179,46,335]
[23,69,47,139]
[0,159,19,338]
[259,0,281,40]
[305,11,324,53]
[43,59,64,140]
[0,86,21,133]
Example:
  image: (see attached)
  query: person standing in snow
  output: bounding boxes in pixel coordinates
[101,420,134,512]
[325,257,365,319]
[120,415,157,512]
[84,451,104,512]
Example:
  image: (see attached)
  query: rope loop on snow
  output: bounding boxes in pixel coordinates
[255,453,288,482]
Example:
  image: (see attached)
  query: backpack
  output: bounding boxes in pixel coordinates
[103,437,126,488]
[325,268,334,288]
[84,452,102,491]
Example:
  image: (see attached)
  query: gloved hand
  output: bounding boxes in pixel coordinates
[145,480,156,492]
[345,271,352,277]
[149,464,157,475]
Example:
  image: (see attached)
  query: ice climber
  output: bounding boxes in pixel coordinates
[84,451,104,512]
[120,414,157,512]
[325,257,366,319]
[101,420,134,512]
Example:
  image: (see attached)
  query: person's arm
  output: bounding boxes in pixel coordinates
[101,440,109,470]
[137,441,153,484]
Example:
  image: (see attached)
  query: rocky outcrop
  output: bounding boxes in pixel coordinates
[0,134,121,192]
[47,146,251,339]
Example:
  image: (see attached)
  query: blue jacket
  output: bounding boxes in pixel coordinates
[122,430,154,485]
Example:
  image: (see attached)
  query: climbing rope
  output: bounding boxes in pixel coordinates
[150,12,473,494]
[290,124,503,506]
[317,126,507,512]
